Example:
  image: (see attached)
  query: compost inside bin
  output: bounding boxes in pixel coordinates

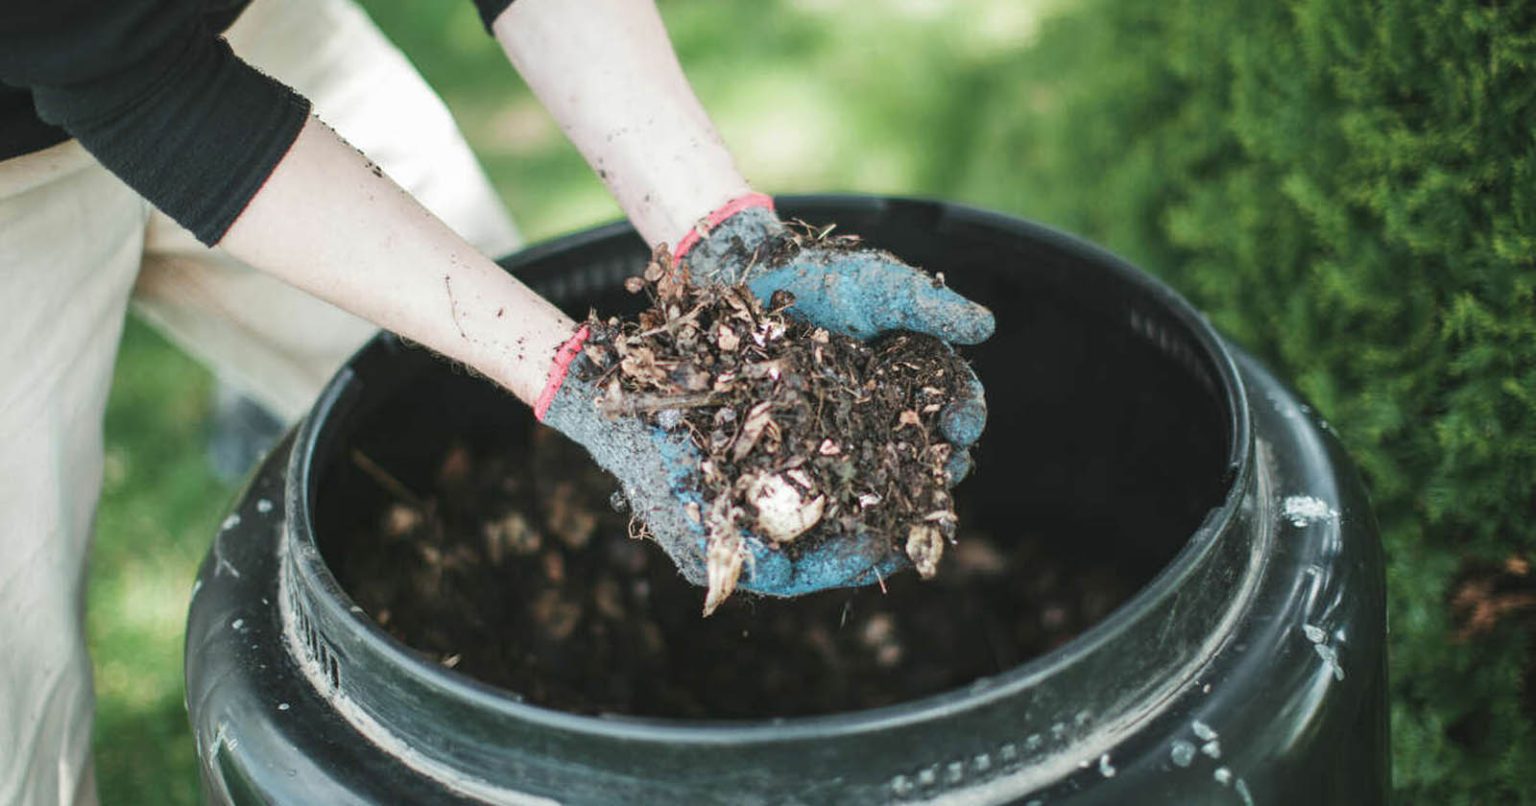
[316,270,1232,720]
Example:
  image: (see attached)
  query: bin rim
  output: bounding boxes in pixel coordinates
[281,193,1257,745]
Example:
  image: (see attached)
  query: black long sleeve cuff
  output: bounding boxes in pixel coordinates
[2,1,308,245]
[30,28,309,245]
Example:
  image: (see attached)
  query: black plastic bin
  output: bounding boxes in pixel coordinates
[185,196,1387,804]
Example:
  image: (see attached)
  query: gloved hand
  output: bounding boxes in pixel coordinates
[673,194,992,597]
[676,194,992,484]
[537,195,994,603]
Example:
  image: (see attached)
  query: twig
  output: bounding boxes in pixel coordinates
[351,449,428,509]
[635,302,707,338]
[598,391,719,417]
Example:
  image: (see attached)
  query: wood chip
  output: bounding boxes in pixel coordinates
[906,524,945,579]
[747,473,826,544]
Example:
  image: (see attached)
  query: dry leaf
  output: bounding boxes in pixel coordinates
[703,500,745,616]
[583,344,612,367]
[620,346,662,385]
[384,503,422,537]
[732,401,775,461]
[716,323,740,352]
[482,511,540,563]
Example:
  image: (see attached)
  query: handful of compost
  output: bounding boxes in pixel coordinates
[536,202,992,613]
[575,247,975,613]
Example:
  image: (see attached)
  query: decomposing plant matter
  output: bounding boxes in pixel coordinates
[579,245,972,613]
[338,426,1132,719]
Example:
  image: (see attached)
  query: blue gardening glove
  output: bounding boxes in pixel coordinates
[677,196,992,484]
[668,195,994,596]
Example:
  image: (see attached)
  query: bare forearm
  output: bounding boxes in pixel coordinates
[220,116,575,405]
[493,0,752,248]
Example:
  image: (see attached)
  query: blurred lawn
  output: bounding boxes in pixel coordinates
[88,1,1055,801]
[92,323,223,804]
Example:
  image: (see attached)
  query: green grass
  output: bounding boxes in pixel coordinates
[92,321,226,805]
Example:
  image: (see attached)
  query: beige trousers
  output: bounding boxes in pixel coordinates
[0,0,520,802]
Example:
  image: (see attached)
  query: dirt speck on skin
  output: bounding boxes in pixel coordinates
[334,427,1133,719]
[581,246,969,612]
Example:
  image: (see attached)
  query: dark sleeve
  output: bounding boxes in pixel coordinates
[0,0,310,245]
[473,0,515,31]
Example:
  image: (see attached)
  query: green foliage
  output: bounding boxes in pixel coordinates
[953,0,1536,800]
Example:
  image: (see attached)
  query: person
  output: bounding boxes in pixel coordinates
[0,0,993,801]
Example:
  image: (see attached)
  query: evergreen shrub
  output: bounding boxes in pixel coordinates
[952,1,1536,800]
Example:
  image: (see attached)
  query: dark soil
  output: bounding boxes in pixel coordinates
[581,247,968,611]
[335,426,1133,719]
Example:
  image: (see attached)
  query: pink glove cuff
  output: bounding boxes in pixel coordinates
[534,324,590,422]
[672,192,776,260]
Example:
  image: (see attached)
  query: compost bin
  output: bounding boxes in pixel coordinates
[185,196,1387,804]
